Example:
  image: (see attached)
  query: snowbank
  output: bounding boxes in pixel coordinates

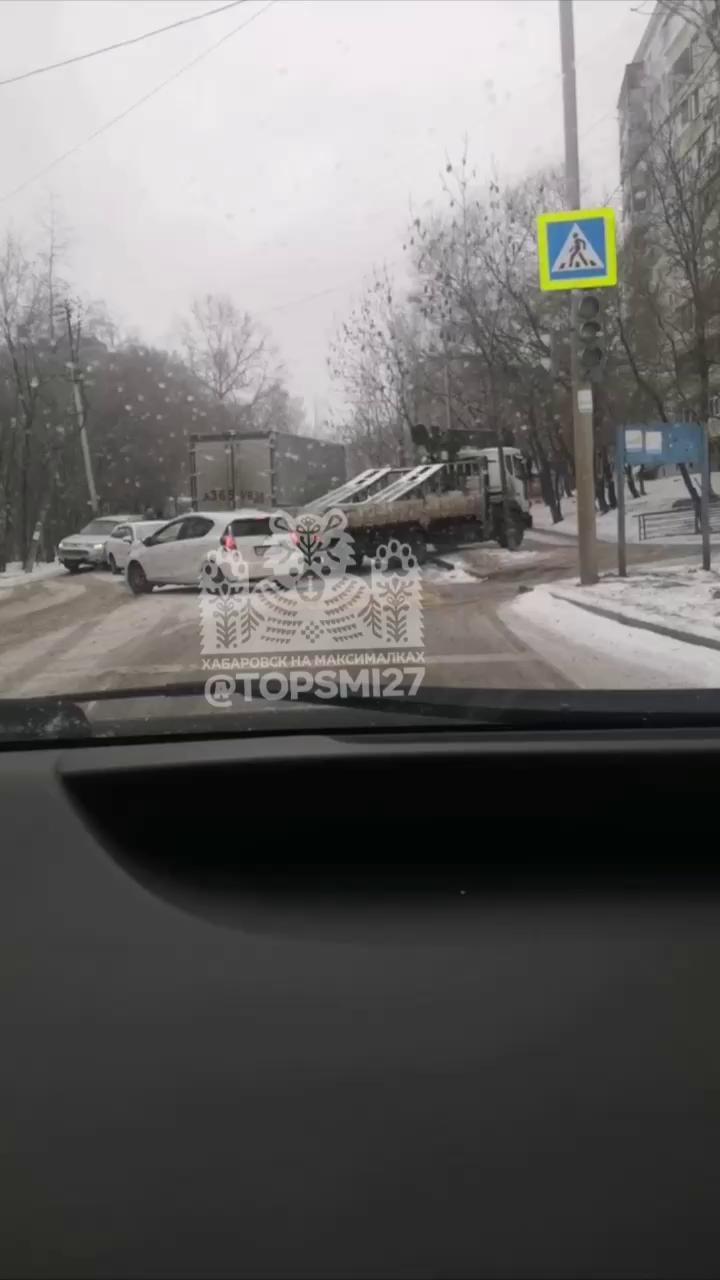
[0,560,64,592]
[503,580,720,688]
[424,547,550,584]
[531,469,720,545]
[424,553,485,584]
[551,564,720,650]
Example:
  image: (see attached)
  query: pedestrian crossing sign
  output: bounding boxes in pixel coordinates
[537,207,617,292]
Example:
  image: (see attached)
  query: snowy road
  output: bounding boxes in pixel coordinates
[0,532,705,699]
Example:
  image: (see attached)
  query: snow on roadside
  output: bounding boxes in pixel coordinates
[423,557,482,585]
[478,548,550,568]
[531,468,720,546]
[552,564,720,648]
[423,548,548,584]
[502,584,720,688]
[0,560,64,591]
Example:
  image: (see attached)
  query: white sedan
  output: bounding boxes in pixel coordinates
[104,520,166,574]
[125,509,278,593]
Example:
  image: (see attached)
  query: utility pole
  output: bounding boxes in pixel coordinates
[64,302,98,515]
[559,0,598,585]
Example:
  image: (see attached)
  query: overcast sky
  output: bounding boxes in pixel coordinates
[0,0,648,419]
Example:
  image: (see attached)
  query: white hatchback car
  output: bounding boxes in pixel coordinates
[125,509,278,593]
[104,521,166,575]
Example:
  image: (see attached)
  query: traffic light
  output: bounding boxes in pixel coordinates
[577,291,605,381]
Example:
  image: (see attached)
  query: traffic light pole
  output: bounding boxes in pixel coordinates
[559,0,598,585]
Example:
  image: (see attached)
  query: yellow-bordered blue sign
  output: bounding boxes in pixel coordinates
[537,207,617,292]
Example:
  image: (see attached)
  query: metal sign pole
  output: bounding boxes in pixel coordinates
[616,425,626,578]
[701,423,711,571]
[559,0,598,586]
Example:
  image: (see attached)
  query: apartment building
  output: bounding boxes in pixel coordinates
[618,0,720,233]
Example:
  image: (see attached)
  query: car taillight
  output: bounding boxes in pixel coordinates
[222,533,237,551]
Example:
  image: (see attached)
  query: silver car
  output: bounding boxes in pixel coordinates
[57,516,142,573]
[104,521,166,575]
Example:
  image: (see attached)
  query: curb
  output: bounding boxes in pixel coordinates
[528,523,577,540]
[548,589,720,654]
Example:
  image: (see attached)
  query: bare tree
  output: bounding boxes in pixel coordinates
[617,108,720,508]
[411,155,574,521]
[181,294,269,409]
[656,1,720,61]
[328,267,420,466]
[250,378,307,434]
[0,233,47,564]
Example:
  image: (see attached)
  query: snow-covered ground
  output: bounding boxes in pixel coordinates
[551,563,720,649]
[476,548,549,568]
[503,582,720,688]
[0,560,64,591]
[424,548,549,584]
[531,469,720,545]
[424,559,481,584]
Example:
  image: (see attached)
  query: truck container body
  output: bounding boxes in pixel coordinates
[189,431,346,512]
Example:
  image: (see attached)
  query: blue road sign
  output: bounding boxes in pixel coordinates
[537,207,617,291]
[623,422,703,467]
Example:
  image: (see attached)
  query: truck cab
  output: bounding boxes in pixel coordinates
[461,448,531,519]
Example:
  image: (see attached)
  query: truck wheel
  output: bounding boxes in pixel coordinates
[499,519,524,551]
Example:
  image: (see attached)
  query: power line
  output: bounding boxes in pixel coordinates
[0,0,275,205]
[260,281,365,315]
[578,108,618,144]
[0,0,248,89]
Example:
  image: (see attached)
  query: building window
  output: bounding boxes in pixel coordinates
[679,87,701,127]
[696,129,708,167]
[672,47,693,80]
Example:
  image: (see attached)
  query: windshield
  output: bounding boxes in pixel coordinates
[3,0,720,744]
[80,520,122,536]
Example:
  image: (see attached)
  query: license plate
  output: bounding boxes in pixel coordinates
[254,544,271,556]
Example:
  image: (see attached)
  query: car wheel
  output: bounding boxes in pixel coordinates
[412,533,428,566]
[108,554,120,575]
[127,561,152,595]
[62,562,81,574]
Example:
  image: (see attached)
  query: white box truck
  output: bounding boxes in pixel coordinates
[189,431,346,512]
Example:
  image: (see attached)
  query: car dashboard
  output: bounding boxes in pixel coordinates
[2,718,720,1278]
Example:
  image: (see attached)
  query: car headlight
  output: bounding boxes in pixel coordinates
[93,543,105,551]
